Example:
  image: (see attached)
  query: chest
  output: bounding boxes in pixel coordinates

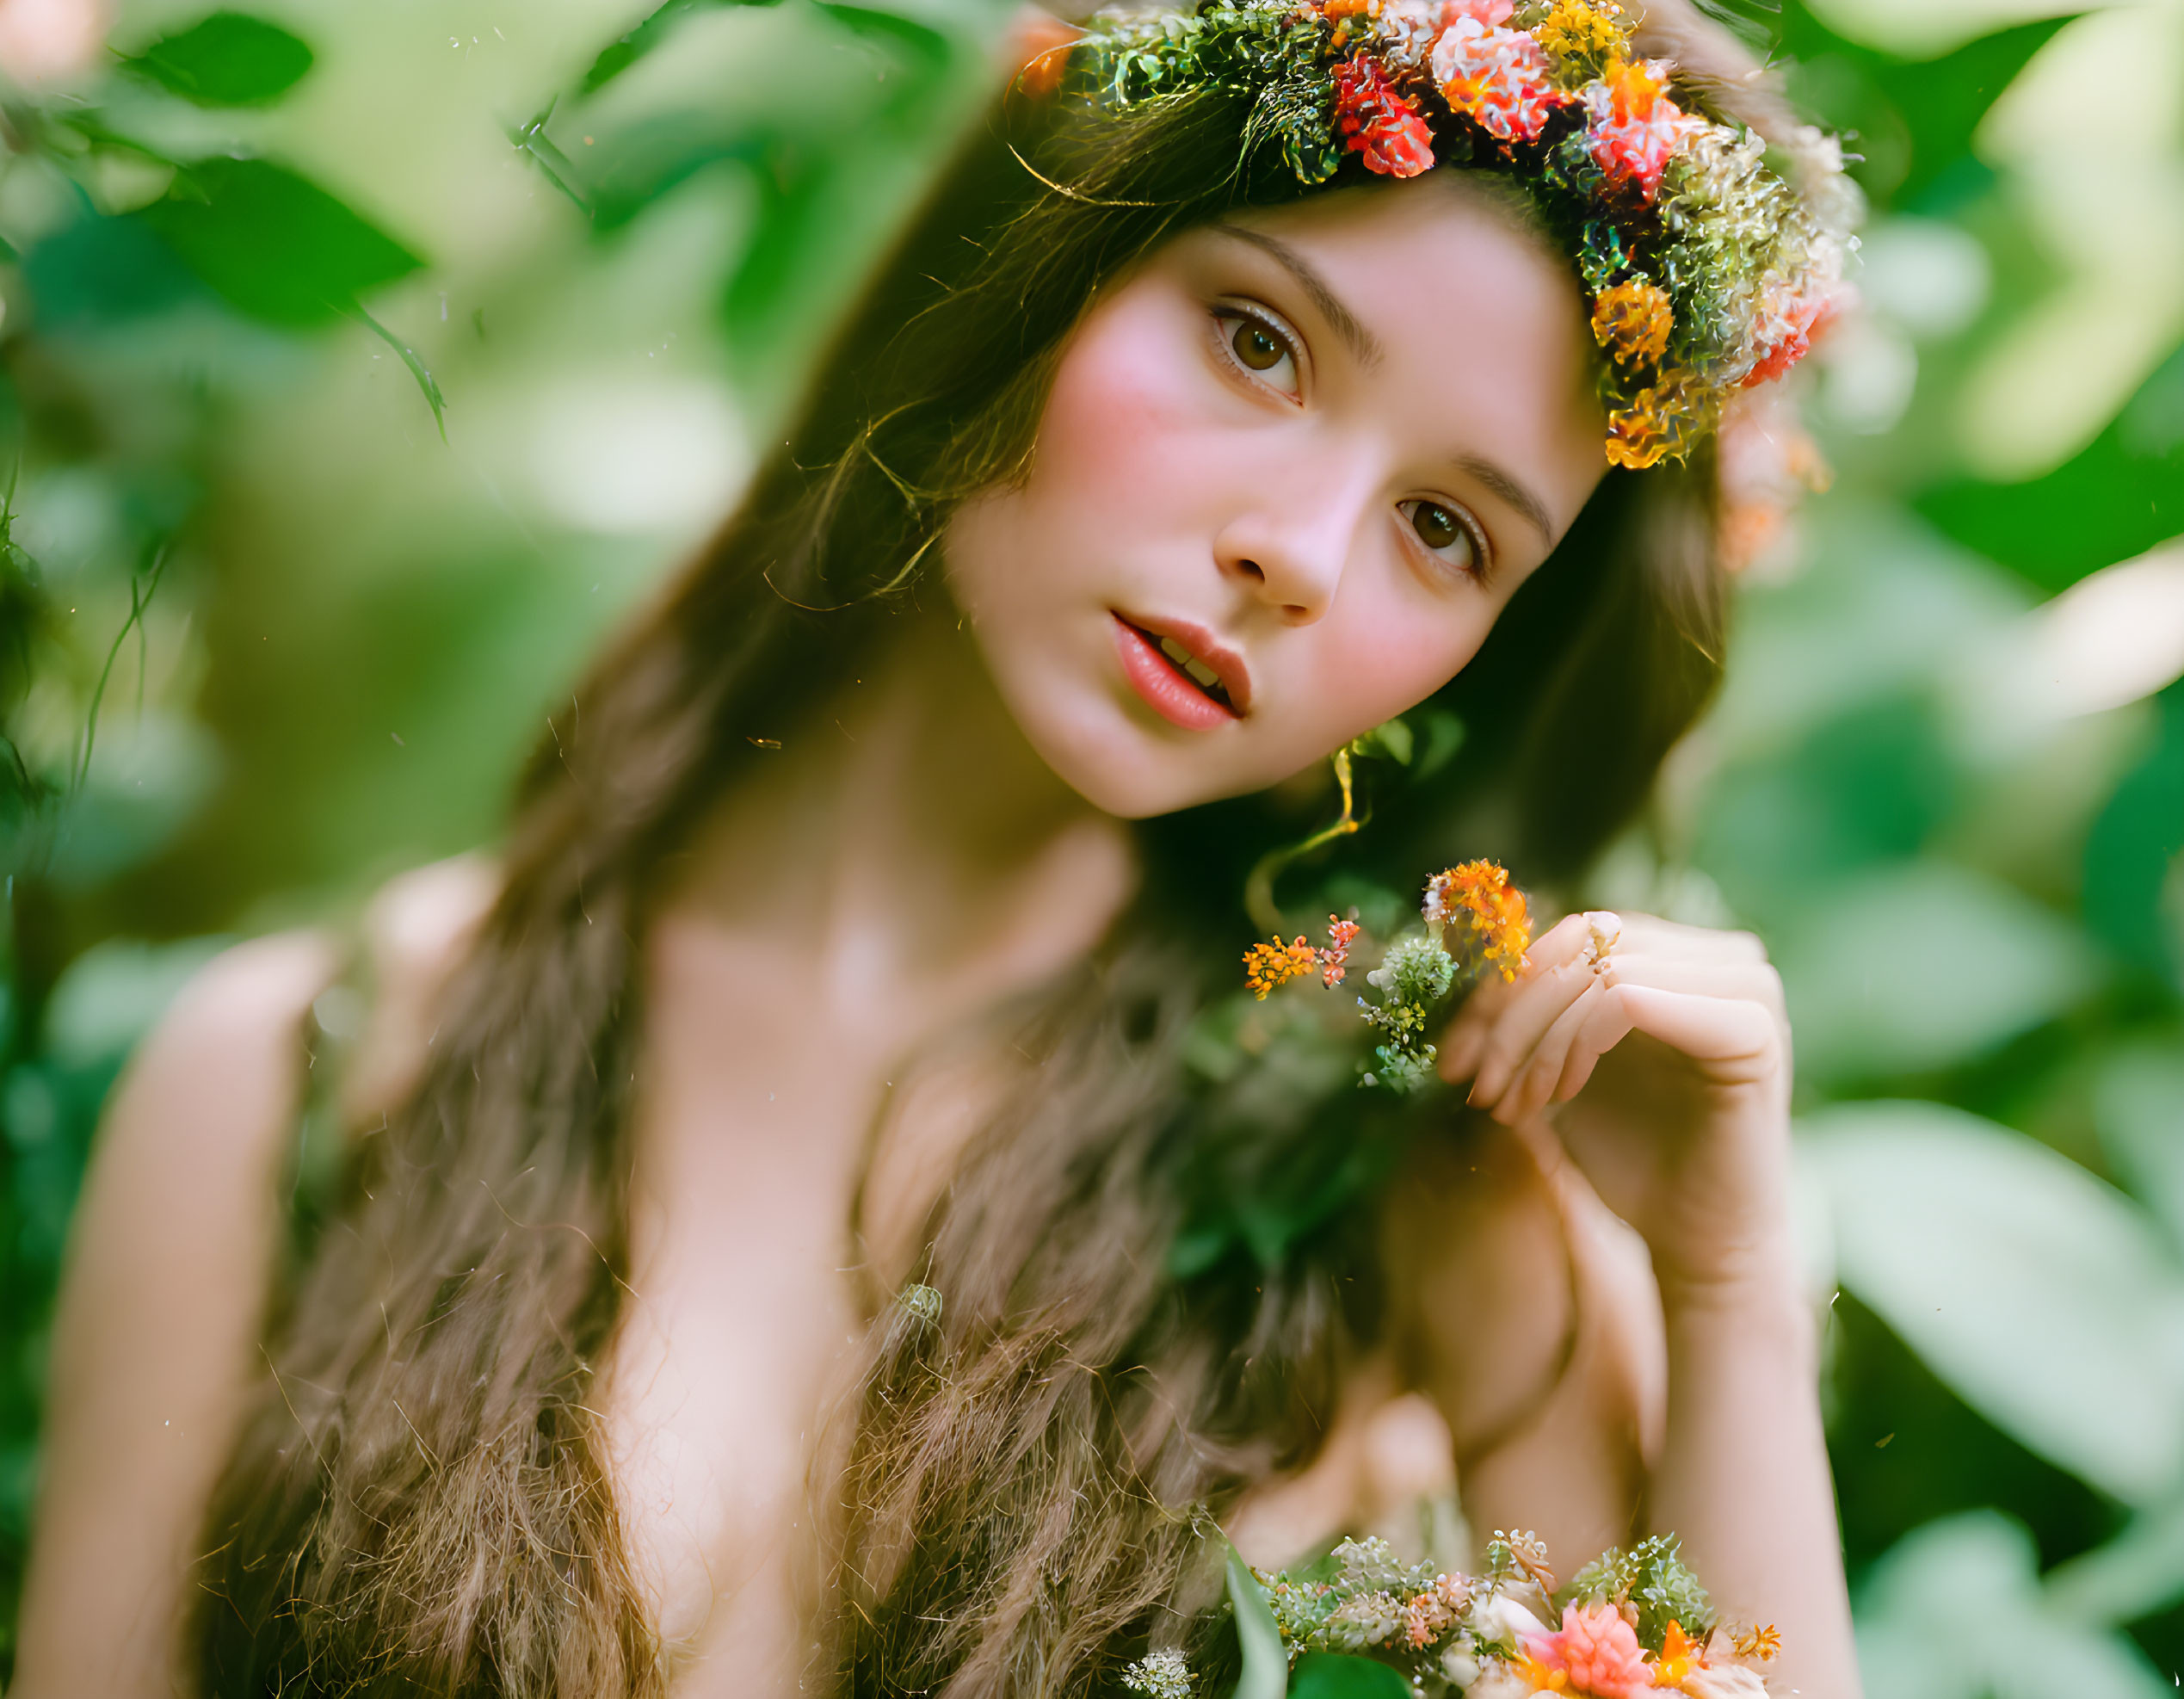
[597,915,1027,1690]
[602,980,885,1688]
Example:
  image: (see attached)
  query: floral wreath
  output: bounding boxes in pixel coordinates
[1036,0,1860,471]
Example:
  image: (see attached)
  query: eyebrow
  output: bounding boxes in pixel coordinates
[1211,222,1559,547]
[1212,223,1385,369]
[1453,453,1556,546]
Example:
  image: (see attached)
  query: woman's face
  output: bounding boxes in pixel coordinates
[946,178,1607,820]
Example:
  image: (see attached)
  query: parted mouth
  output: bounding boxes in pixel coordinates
[1114,612,1253,715]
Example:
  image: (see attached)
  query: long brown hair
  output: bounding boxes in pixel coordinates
[194,15,1787,1692]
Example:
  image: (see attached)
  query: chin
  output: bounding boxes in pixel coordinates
[1010,711,1212,819]
[1042,740,1200,819]
[1046,717,1297,819]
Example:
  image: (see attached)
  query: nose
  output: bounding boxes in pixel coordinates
[1213,476,1363,627]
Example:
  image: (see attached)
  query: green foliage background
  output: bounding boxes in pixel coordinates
[1,0,2181,1690]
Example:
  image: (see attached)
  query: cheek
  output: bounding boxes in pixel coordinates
[1027,297,1215,523]
[1305,585,1490,734]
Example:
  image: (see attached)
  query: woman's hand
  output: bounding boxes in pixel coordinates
[1434,911,1796,1299]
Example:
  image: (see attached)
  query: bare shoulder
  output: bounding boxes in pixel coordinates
[9,856,497,1699]
[10,929,336,1697]
[342,853,501,1122]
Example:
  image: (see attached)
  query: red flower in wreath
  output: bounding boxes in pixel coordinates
[1431,15,1568,145]
[1582,57,1705,197]
[1332,54,1437,177]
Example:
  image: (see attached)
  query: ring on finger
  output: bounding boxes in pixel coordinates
[1582,911,1622,975]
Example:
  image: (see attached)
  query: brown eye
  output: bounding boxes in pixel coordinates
[1399,498,1481,577]
[1232,319,1285,371]
[1410,502,1461,550]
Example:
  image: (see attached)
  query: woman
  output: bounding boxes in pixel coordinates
[15,1,1861,1694]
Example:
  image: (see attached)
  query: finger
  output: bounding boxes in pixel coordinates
[1606,914,1768,964]
[1552,982,1781,1102]
[1597,955,1784,1008]
[1496,977,1609,1124]
[1437,911,1589,1080]
[1616,981,1780,1063]
[1452,909,1626,1092]
[1461,949,1601,1101]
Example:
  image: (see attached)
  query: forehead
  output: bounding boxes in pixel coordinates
[1173,180,1607,533]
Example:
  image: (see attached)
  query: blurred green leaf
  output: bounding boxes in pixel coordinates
[579,0,784,96]
[22,213,204,327]
[1700,696,1959,918]
[1705,502,2027,765]
[725,148,839,347]
[124,11,315,107]
[39,936,225,1068]
[1916,346,2184,593]
[1410,709,1463,781]
[813,1,952,76]
[1803,1101,2184,1502]
[2095,1041,2184,1250]
[133,158,423,327]
[1771,862,2098,1080]
[1855,1511,2171,1699]
[2047,1488,2184,1632]
[1354,718,1411,765]
[1780,6,2078,213]
[1288,1653,1411,1698]
[2084,684,2184,990]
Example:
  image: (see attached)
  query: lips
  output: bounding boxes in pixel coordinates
[1111,613,1250,731]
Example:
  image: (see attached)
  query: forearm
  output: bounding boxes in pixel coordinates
[1648,1256,1860,1699]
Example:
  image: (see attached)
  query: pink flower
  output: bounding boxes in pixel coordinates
[1432,16,1568,144]
[1442,0,1515,22]
[1332,55,1437,177]
[1582,59,1706,197]
[1317,915,1363,986]
[1743,277,1847,386]
[1524,1602,1654,1698]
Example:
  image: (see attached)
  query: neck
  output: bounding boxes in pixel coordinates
[663,605,1130,1011]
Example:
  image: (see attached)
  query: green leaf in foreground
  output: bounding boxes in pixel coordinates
[1226,1541,1288,1699]
[579,0,783,95]
[125,11,314,106]
[133,158,423,326]
[1286,1653,1410,1699]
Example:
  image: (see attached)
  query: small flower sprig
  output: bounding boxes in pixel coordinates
[1241,861,1533,1093]
[1161,1528,1781,1698]
[1119,1646,1194,1696]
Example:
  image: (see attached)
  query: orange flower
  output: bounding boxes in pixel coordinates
[1011,12,1082,98]
[1243,935,1318,999]
[1650,1621,1705,1686]
[1424,861,1532,979]
[1604,367,1706,470]
[1731,1624,1780,1662]
[1601,54,1666,121]
[1590,277,1674,369]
